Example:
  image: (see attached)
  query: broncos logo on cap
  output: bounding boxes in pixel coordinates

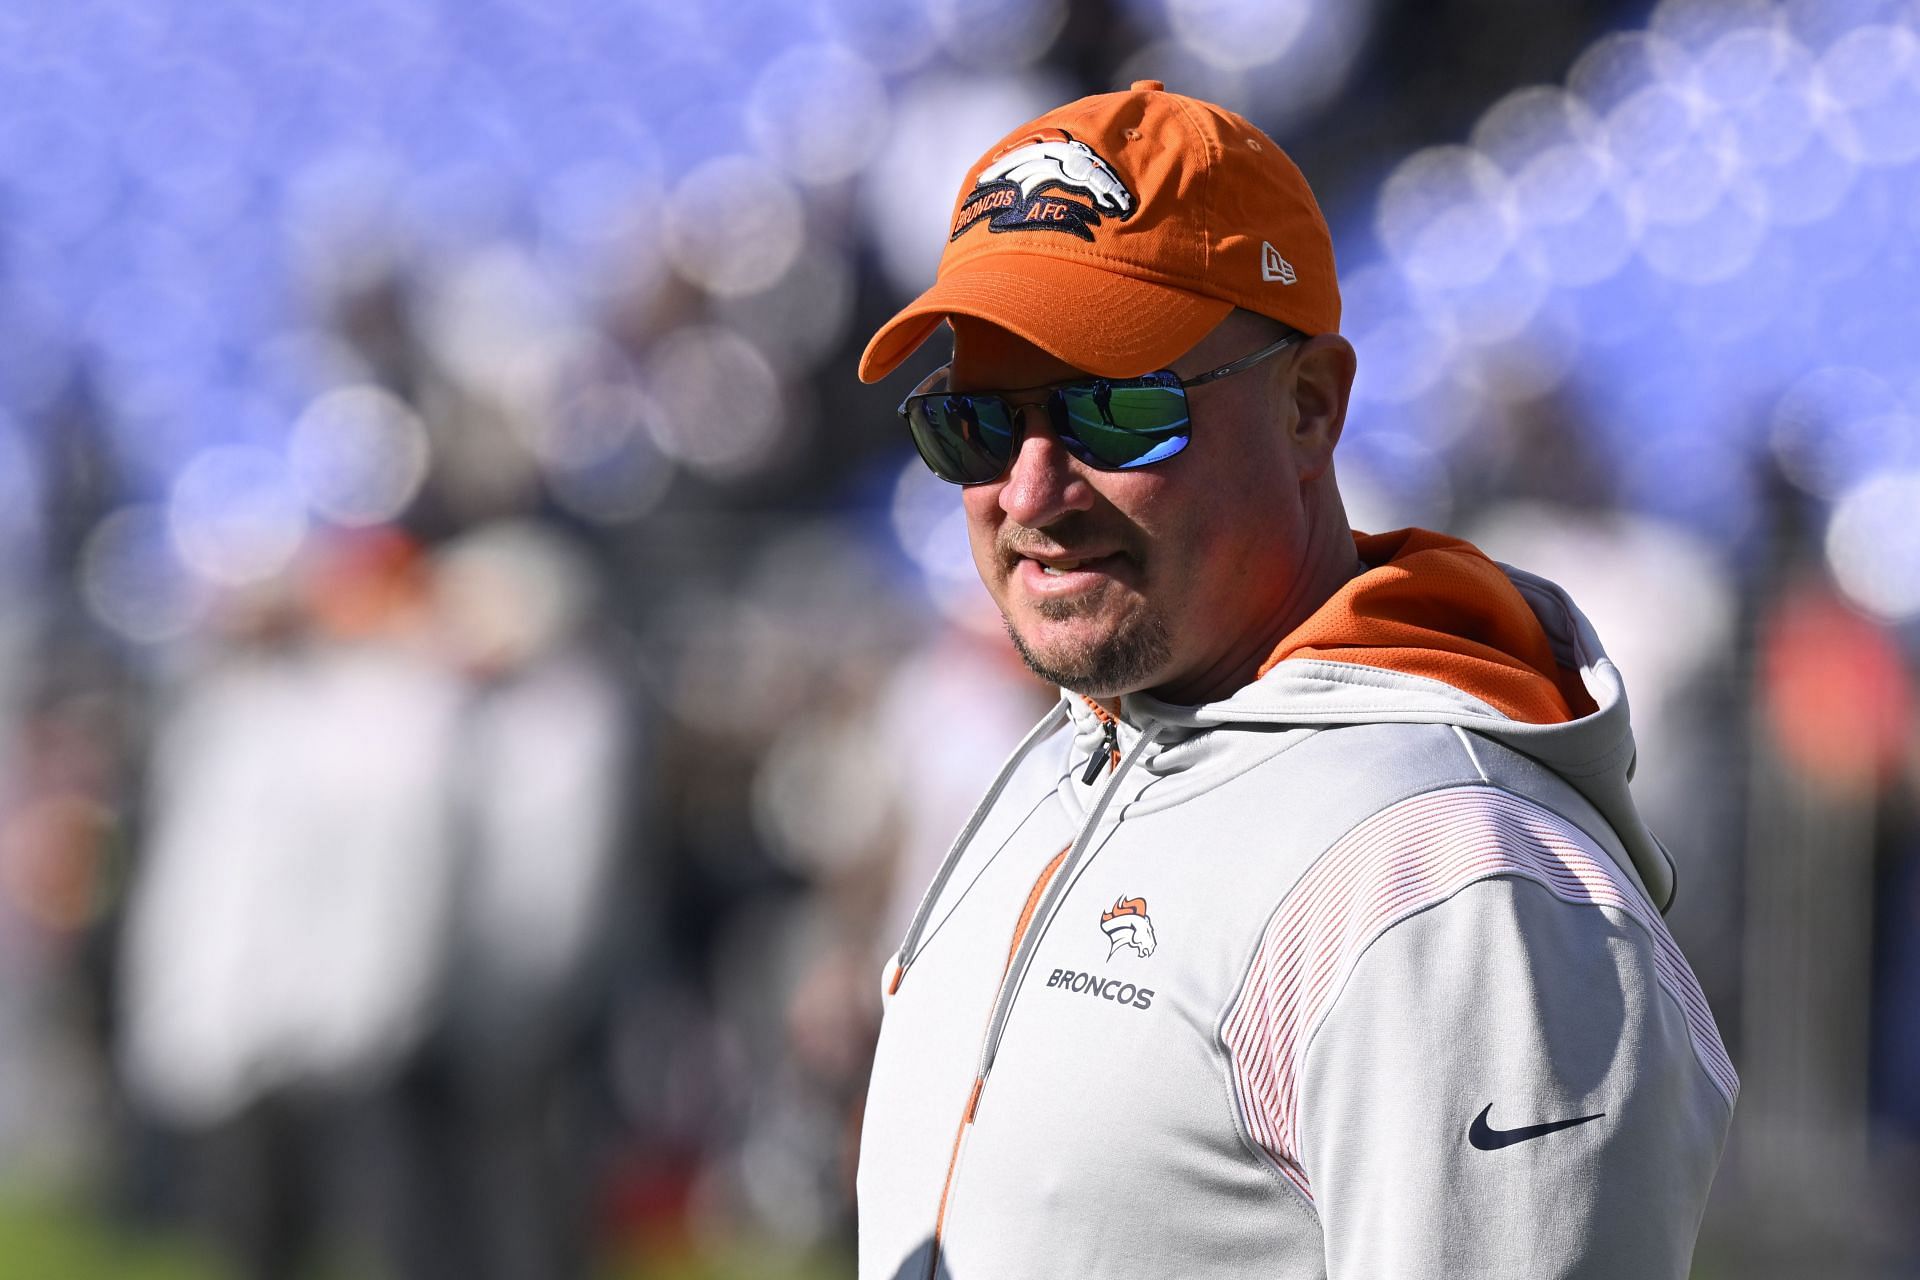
[978,131,1133,216]
[951,129,1136,243]
[1100,896,1157,959]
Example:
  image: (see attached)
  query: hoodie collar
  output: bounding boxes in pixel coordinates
[1257,528,1598,724]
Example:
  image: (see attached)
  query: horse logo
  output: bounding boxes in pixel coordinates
[951,129,1136,243]
[1100,896,1157,959]
[978,132,1133,216]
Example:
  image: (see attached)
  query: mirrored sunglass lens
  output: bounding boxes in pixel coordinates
[907,394,1016,484]
[1056,384,1191,468]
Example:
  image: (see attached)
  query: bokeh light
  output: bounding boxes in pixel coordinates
[1377,147,1515,291]
[746,43,891,186]
[715,250,859,376]
[664,157,807,299]
[80,506,210,644]
[1166,0,1313,72]
[889,457,989,628]
[642,326,789,481]
[927,0,1068,68]
[287,386,433,527]
[1826,470,1920,621]
[168,447,308,588]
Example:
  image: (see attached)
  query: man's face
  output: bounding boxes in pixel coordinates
[951,311,1322,703]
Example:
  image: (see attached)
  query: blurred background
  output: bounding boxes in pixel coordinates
[0,0,1914,1276]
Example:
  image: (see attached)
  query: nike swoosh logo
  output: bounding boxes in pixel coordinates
[1467,1102,1605,1150]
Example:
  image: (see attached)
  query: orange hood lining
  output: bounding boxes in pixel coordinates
[1258,529,1598,725]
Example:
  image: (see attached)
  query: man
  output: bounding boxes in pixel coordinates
[854,82,1734,1279]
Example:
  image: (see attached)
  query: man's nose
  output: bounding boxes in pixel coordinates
[997,402,1095,527]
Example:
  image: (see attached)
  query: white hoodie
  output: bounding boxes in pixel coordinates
[858,532,1734,1280]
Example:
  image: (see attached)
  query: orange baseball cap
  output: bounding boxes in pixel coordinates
[857,80,1341,384]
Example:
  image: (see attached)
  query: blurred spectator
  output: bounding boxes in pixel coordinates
[118,532,463,1278]
[387,521,634,1280]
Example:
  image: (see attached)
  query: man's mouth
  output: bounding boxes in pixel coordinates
[1014,550,1133,593]
[1023,549,1120,570]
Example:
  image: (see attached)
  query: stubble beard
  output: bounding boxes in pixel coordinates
[1004,594,1173,698]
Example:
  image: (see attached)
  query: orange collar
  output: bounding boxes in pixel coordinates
[1259,529,1596,724]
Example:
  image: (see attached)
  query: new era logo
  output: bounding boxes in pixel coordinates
[1261,241,1297,284]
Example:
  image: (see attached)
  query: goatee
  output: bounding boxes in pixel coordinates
[1004,603,1171,698]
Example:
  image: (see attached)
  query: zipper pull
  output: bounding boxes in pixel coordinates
[1081,718,1118,785]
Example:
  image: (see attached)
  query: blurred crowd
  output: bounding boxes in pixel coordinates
[0,0,1917,1277]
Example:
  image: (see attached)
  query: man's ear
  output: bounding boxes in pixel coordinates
[1289,334,1357,481]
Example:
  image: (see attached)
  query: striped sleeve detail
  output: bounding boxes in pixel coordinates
[1218,786,1737,1202]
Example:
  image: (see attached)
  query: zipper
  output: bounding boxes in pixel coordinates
[1079,697,1122,784]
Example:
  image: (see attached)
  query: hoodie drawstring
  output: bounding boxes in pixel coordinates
[889,703,1070,995]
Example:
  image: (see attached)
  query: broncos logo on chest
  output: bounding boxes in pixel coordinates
[1101,896,1157,959]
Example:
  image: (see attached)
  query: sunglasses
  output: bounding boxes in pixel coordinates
[897,332,1304,486]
